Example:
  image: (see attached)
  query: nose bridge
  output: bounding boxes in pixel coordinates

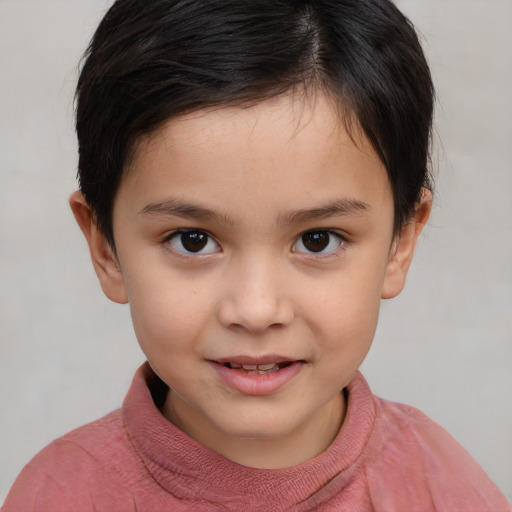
[217,250,293,332]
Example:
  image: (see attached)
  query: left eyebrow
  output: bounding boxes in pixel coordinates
[139,197,235,226]
[278,198,371,226]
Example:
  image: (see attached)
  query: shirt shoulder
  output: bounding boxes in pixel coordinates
[2,410,141,512]
[362,396,511,512]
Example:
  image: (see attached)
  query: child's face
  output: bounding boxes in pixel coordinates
[75,92,427,467]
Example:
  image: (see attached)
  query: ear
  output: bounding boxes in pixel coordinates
[69,191,128,304]
[381,189,432,299]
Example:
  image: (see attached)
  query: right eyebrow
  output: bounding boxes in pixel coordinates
[277,198,371,226]
[139,198,235,226]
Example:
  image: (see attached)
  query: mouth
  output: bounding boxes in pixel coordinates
[221,361,294,374]
[209,357,305,395]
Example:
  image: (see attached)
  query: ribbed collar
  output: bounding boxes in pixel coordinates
[122,362,376,510]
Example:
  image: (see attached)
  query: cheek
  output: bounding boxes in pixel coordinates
[302,264,384,351]
[124,270,214,357]
[314,297,380,347]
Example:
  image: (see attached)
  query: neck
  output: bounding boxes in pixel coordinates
[163,391,346,469]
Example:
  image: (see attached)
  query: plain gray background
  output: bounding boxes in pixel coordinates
[1,0,511,502]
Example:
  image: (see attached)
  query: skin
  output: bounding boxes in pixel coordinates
[71,92,431,469]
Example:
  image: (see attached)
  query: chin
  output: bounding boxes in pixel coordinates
[214,412,299,441]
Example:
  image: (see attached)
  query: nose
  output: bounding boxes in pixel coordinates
[217,256,294,333]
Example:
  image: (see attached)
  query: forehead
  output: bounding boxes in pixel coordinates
[119,92,392,227]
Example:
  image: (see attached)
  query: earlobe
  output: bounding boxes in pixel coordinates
[69,191,128,304]
[381,189,432,299]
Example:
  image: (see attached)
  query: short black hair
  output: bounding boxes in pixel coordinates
[75,0,434,247]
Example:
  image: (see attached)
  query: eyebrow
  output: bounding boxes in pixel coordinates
[140,197,370,226]
[140,198,235,225]
[277,198,371,226]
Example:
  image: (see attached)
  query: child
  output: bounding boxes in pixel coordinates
[3,0,510,510]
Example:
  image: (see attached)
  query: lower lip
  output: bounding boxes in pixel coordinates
[209,361,304,396]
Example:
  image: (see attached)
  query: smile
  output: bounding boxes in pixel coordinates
[210,359,304,395]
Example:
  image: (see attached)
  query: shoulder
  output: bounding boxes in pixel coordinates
[363,395,511,511]
[2,410,140,512]
[373,397,485,471]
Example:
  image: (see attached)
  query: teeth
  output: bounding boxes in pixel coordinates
[225,362,282,373]
[257,363,276,371]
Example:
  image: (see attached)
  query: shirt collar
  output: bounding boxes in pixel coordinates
[122,362,376,508]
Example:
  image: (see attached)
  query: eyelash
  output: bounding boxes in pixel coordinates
[162,229,346,257]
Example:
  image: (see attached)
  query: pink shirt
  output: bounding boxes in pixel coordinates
[3,363,510,511]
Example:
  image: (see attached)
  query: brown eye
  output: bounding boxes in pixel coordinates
[301,231,330,252]
[293,230,343,254]
[168,230,220,255]
[181,231,207,252]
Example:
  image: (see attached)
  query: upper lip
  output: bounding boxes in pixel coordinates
[211,355,302,365]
